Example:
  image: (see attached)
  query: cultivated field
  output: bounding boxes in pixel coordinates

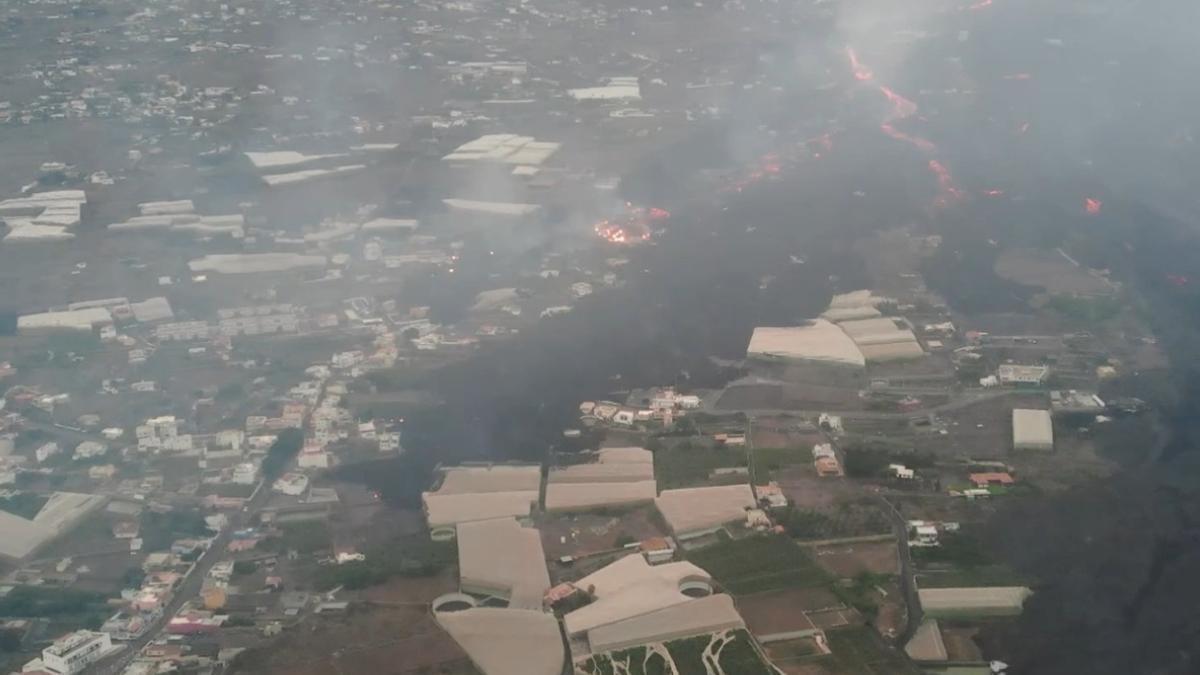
[229,604,476,675]
[577,629,775,675]
[993,248,1114,296]
[821,626,920,675]
[807,540,899,578]
[737,587,831,636]
[689,535,830,595]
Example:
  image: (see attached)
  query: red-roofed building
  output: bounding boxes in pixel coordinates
[969,472,1014,487]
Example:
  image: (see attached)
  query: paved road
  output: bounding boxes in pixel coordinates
[873,495,922,649]
[91,482,272,675]
[19,415,109,447]
[713,390,1016,420]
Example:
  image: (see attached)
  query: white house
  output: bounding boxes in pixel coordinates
[272,473,309,496]
[910,522,939,547]
[231,462,259,485]
[34,630,117,675]
[73,441,108,460]
[379,432,401,453]
[612,409,636,426]
[214,430,245,451]
[160,434,194,453]
[297,446,331,470]
[997,364,1049,386]
[36,442,61,463]
[357,421,376,440]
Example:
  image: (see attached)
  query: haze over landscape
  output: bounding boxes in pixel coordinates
[1,0,1199,674]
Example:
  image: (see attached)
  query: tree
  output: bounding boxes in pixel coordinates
[843,447,890,478]
[778,507,833,539]
[674,416,698,435]
[121,567,146,589]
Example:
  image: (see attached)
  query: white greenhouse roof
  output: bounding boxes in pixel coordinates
[422,491,538,529]
[457,517,550,610]
[436,465,542,495]
[1012,408,1054,449]
[655,484,756,536]
[0,492,107,559]
[565,555,711,636]
[587,594,744,654]
[437,608,564,675]
[544,481,657,511]
[746,321,866,367]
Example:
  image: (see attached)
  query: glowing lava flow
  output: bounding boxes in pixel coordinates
[594,203,670,244]
[847,47,873,81]
[714,125,839,195]
[847,47,965,207]
[723,151,788,193]
[880,122,937,154]
[878,85,917,117]
[928,160,965,207]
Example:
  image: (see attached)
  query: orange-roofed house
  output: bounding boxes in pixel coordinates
[969,472,1014,487]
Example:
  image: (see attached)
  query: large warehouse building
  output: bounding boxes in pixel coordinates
[422,465,541,538]
[563,554,744,659]
[1012,408,1054,451]
[435,608,564,675]
[918,586,1032,618]
[456,517,551,610]
[837,317,925,363]
[544,446,657,512]
[746,321,866,369]
[654,484,757,541]
[0,492,107,559]
[747,291,925,374]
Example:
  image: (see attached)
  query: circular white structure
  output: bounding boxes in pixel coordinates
[678,577,714,598]
[432,593,478,614]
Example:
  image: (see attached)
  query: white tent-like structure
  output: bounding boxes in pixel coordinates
[437,608,564,675]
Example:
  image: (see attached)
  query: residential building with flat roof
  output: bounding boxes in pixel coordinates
[38,630,116,675]
[998,364,1050,386]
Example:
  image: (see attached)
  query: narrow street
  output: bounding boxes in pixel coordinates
[873,495,922,648]
[91,481,273,674]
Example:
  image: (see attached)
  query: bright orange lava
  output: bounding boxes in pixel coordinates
[847,47,965,208]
